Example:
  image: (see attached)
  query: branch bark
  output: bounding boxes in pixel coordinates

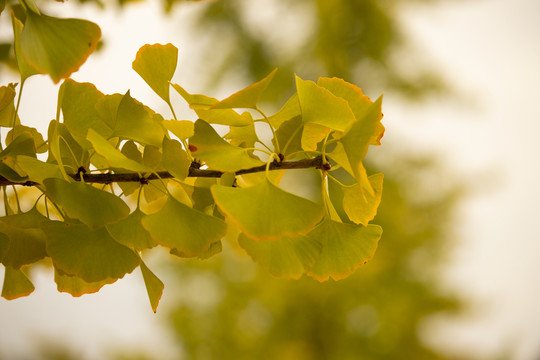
[0,156,326,186]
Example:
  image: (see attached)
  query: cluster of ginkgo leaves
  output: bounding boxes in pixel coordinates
[0,0,384,312]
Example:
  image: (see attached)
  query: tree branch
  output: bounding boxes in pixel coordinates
[0,156,327,186]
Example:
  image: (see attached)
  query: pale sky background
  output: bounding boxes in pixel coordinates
[0,0,539,359]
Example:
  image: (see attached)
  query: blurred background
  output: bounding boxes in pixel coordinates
[0,0,539,359]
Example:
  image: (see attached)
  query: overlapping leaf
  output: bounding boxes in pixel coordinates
[212,179,325,240]
[1,266,34,300]
[54,269,115,297]
[140,260,164,313]
[162,137,190,180]
[106,209,157,251]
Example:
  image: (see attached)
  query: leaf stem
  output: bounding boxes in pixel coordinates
[256,106,280,154]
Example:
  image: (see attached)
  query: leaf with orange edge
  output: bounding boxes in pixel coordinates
[342,173,383,225]
[306,219,382,282]
[20,11,101,83]
[1,266,34,300]
[11,14,40,81]
[54,268,116,297]
[210,68,277,109]
[211,178,325,240]
[139,260,164,313]
[301,123,329,151]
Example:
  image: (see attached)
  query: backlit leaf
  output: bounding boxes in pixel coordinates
[6,125,47,153]
[142,197,227,257]
[132,43,178,104]
[301,123,330,151]
[20,11,101,83]
[106,209,157,251]
[139,260,164,313]
[162,137,190,180]
[238,233,322,279]
[342,173,383,225]
[163,120,194,141]
[0,84,20,128]
[189,119,264,171]
[295,76,356,132]
[267,93,301,129]
[54,268,115,297]
[42,221,140,283]
[212,179,325,240]
[11,13,40,80]
[306,219,382,282]
[1,266,34,300]
[43,178,130,229]
[211,68,277,109]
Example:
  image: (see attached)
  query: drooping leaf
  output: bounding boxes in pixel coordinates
[306,219,382,282]
[0,207,48,269]
[162,137,190,180]
[20,11,101,83]
[163,120,194,141]
[238,233,322,279]
[0,83,21,127]
[132,43,178,104]
[1,266,34,300]
[141,197,227,257]
[212,178,325,240]
[87,129,150,172]
[189,119,264,171]
[11,13,40,81]
[43,178,130,229]
[171,84,251,126]
[0,132,36,182]
[6,125,47,153]
[112,91,164,147]
[342,173,383,225]
[139,260,164,313]
[42,221,140,283]
[54,268,115,297]
[295,76,356,132]
[210,68,277,109]
[338,96,383,180]
[106,209,157,251]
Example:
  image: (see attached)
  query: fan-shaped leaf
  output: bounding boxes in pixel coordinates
[162,138,190,180]
[211,68,277,109]
[139,260,164,313]
[42,221,140,283]
[163,120,194,141]
[43,178,130,229]
[132,43,178,104]
[238,233,322,279]
[20,11,101,83]
[301,123,329,151]
[342,173,383,225]
[54,269,115,297]
[189,119,264,171]
[307,219,382,282]
[212,179,325,240]
[1,267,34,300]
[142,197,227,257]
[11,13,40,80]
[106,209,157,251]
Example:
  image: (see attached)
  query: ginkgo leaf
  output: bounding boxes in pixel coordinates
[106,208,157,251]
[132,43,178,104]
[42,221,140,283]
[0,84,19,127]
[141,197,227,257]
[6,125,47,153]
[162,138,190,180]
[114,141,143,196]
[87,128,150,172]
[238,232,322,279]
[112,91,164,147]
[225,118,258,148]
[163,120,194,141]
[267,93,301,129]
[0,207,48,269]
[1,266,34,300]
[189,119,264,171]
[342,173,383,225]
[295,76,356,132]
[211,178,325,240]
[139,260,164,313]
[338,96,383,180]
[210,68,277,109]
[11,13,41,80]
[43,178,130,229]
[318,77,385,146]
[273,115,303,155]
[54,268,116,297]
[301,123,330,151]
[171,84,251,126]
[306,219,382,282]
[20,11,101,83]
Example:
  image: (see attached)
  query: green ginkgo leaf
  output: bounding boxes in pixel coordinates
[142,197,227,257]
[106,208,157,251]
[306,219,382,282]
[210,68,277,109]
[132,43,178,104]
[1,266,34,300]
[267,93,301,129]
[139,260,164,313]
[342,173,383,225]
[54,268,116,297]
[87,128,150,172]
[301,123,330,151]
[163,120,194,141]
[238,232,322,279]
[212,179,325,240]
[171,84,251,126]
[273,115,303,155]
[6,125,47,153]
[20,11,101,83]
[295,76,356,132]
[43,178,130,229]
[189,119,264,171]
[225,120,258,149]
[0,207,49,269]
[162,138,190,180]
[11,13,40,81]
[338,96,383,181]
[112,91,164,147]
[42,221,140,283]
[0,84,20,128]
